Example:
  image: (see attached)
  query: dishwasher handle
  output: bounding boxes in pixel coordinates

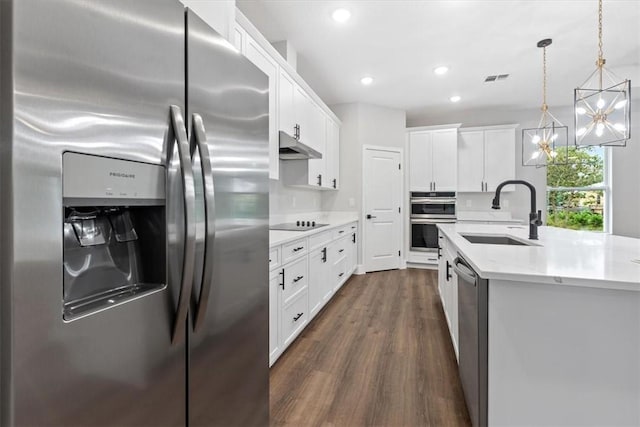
[453,257,477,286]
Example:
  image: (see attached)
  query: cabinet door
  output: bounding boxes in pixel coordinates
[324,116,340,190]
[307,101,326,187]
[409,131,433,191]
[348,226,358,274]
[278,70,296,137]
[437,233,446,307]
[245,36,279,179]
[269,269,281,365]
[293,84,315,149]
[281,290,308,347]
[309,247,329,318]
[458,131,485,192]
[484,128,516,192]
[451,268,459,361]
[432,129,458,192]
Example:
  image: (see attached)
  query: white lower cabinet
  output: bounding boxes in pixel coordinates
[438,231,459,361]
[269,221,358,366]
[269,269,281,366]
[309,245,330,318]
[281,289,308,348]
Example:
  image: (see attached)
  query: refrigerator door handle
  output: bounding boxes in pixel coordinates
[191,113,216,333]
[169,105,197,344]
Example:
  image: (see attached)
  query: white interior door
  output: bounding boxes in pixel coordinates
[363,147,402,272]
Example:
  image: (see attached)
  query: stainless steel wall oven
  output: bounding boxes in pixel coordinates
[410,192,456,252]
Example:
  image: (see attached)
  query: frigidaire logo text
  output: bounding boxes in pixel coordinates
[109,172,136,179]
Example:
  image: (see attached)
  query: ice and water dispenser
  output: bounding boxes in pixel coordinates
[62,152,166,321]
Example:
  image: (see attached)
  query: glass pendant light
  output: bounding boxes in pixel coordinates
[574,0,631,147]
[522,39,568,168]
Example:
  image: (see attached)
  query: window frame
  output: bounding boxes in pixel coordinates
[546,147,611,233]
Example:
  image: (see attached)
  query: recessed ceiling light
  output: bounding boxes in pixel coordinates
[450,95,461,103]
[360,76,373,85]
[434,66,449,75]
[332,8,351,23]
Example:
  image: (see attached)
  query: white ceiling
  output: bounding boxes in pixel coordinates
[237,0,640,122]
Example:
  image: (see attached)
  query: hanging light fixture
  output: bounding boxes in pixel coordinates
[522,39,569,168]
[574,0,631,147]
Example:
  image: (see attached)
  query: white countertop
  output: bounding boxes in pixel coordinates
[437,223,640,291]
[270,212,358,247]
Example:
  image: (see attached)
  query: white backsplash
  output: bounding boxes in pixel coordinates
[269,177,322,221]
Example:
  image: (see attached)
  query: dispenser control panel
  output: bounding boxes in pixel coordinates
[63,152,165,206]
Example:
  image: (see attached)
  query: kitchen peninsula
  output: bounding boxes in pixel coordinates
[437,223,640,426]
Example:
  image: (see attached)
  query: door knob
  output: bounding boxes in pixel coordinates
[366,214,377,219]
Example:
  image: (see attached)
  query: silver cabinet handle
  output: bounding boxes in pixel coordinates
[169,105,196,345]
[192,113,216,334]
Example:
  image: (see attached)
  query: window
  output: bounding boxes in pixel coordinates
[546,146,610,232]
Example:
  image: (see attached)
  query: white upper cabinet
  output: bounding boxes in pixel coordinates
[244,34,279,179]
[409,132,432,192]
[431,130,458,192]
[484,129,516,192]
[278,71,296,139]
[408,126,458,192]
[306,101,326,187]
[235,11,341,188]
[458,125,517,193]
[325,117,340,190]
[458,131,486,192]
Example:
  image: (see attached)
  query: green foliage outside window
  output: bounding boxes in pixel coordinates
[547,147,605,231]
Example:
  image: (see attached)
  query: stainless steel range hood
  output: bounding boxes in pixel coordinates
[279,131,322,160]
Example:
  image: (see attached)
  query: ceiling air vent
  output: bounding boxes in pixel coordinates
[484,74,510,83]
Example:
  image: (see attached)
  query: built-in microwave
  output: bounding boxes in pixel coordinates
[410,191,456,219]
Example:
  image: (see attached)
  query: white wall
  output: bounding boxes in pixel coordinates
[408,100,640,238]
[611,101,640,238]
[269,172,322,223]
[180,0,235,41]
[322,103,406,213]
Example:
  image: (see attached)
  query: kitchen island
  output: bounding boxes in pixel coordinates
[437,223,640,427]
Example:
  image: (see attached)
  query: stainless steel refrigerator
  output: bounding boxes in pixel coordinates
[0,1,269,425]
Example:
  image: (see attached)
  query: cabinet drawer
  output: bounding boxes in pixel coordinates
[309,230,332,250]
[331,236,349,261]
[281,290,308,347]
[282,238,307,263]
[282,256,307,305]
[333,225,350,240]
[269,247,280,271]
[333,257,347,287]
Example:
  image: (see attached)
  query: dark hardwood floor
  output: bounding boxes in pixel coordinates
[270,268,471,427]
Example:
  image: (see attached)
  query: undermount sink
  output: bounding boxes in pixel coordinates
[461,234,539,246]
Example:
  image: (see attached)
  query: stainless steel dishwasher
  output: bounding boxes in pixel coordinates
[453,255,488,427]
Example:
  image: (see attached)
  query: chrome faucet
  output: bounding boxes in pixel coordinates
[491,180,543,240]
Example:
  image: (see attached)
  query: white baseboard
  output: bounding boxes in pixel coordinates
[354,264,366,275]
[406,262,438,270]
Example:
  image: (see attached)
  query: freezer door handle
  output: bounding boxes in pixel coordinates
[169,105,197,344]
[191,113,216,333]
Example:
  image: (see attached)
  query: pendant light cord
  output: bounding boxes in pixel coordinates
[597,0,604,88]
[542,45,547,111]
